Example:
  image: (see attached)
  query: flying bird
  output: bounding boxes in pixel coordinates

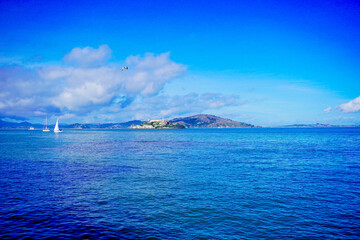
[121,67,128,71]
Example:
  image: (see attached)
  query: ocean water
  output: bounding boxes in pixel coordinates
[0,128,359,239]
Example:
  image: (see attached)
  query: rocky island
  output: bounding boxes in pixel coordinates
[170,114,256,128]
[130,120,185,129]
[129,114,257,129]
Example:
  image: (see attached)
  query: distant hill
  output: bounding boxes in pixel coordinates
[0,119,42,129]
[96,120,146,129]
[64,123,90,129]
[65,120,145,129]
[281,123,360,128]
[2,117,359,129]
[0,119,145,129]
[169,114,256,128]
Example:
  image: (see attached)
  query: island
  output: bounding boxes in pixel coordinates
[170,114,256,128]
[130,120,185,129]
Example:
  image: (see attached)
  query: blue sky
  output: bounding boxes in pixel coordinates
[0,0,360,126]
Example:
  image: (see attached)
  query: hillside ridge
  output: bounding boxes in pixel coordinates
[169,114,256,128]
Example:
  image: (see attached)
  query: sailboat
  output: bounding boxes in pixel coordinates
[54,119,63,133]
[43,116,50,132]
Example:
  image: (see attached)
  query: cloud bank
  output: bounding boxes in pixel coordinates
[0,45,244,122]
[337,96,360,113]
[0,45,186,119]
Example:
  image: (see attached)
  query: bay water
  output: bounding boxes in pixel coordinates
[0,128,359,239]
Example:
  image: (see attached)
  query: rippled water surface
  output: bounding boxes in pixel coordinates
[0,128,359,239]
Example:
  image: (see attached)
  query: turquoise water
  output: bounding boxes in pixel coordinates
[0,128,359,239]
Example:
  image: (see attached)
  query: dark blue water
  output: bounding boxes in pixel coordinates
[0,128,359,239]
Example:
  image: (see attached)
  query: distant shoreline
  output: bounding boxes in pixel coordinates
[1,114,359,129]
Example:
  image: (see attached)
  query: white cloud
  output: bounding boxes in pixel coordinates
[323,107,332,113]
[0,46,186,119]
[63,45,112,67]
[337,96,360,113]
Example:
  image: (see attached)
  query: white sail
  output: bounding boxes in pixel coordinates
[54,119,63,133]
[43,116,50,132]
